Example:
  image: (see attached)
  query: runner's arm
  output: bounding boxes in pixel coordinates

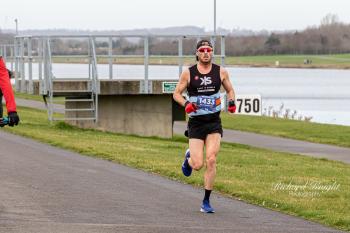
[221,67,235,101]
[173,68,190,107]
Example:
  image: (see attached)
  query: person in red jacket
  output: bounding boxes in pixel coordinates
[0,69,14,118]
[0,56,20,127]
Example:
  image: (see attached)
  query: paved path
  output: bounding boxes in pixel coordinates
[15,98,350,164]
[174,122,350,164]
[16,98,64,114]
[0,131,342,233]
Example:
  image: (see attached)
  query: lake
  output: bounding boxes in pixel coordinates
[10,62,350,126]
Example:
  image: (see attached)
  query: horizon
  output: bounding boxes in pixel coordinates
[1,0,350,32]
[2,21,347,35]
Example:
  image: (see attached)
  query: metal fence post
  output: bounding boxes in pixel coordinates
[2,46,6,61]
[10,46,14,70]
[211,36,215,62]
[144,36,149,93]
[108,36,113,79]
[20,37,25,93]
[88,39,91,79]
[221,36,225,66]
[28,37,33,93]
[38,38,43,81]
[43,38,47,94]
[178,37,183,77]
[14,38,20,91]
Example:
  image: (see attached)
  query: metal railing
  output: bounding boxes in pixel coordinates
[0,44,15,70]
[13,34,226,94]
[7,34,228,122]
[88,37,99,122]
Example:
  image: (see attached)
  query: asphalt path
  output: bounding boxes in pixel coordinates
[174,122,350,164]
[0,131,343,233]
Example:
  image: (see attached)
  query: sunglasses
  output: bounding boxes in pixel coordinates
[197,47,213,53]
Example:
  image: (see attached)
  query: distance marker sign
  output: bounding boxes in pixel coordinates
[234,94,262,116]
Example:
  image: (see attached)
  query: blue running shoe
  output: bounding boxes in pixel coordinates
[181,149,192,177]
[200,200,215,213]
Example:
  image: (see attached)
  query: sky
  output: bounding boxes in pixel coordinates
[1,0,350,32]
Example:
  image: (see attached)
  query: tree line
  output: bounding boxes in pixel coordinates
[227,16,350,56]
[1,15,349,56]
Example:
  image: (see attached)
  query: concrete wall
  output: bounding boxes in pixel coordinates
[66,94,177,138]
[98,95,173,138]
[25,80,186,138]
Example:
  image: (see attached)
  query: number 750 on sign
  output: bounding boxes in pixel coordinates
[234,94,262,116]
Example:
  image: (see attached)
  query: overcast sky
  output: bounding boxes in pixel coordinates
[1,0,350,32]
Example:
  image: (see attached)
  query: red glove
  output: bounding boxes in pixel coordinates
[228,100,236,113]
[184,101,198,114]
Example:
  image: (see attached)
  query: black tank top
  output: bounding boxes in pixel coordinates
[188,63,221,97]
[187,63,222,122]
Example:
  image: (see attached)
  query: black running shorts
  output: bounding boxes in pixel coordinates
[187,116,223,140]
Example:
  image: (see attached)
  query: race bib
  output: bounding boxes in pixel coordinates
[188,92,221,116]
[197,96,216,111]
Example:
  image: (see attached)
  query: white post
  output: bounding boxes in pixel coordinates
[14,19,18,35]
[108,37,113,79]
[144,37,149,93]
[214,0,216,36]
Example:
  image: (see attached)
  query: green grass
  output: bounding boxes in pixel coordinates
[12,92,350,148]
[3,106,350,231]
[52,56,195,66]
[221,113,350,148]
[14,91,44,101]
[14,91,65,104]
[227,54,350,69]
[51,53,350,69]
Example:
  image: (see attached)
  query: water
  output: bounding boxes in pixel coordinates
[9,63,350,126]
[231,67,350,126]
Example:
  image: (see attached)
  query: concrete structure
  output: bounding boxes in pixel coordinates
[21,79,185,138]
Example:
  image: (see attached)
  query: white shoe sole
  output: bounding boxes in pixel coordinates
[200,208,215,213]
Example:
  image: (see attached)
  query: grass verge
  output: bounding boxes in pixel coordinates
[221,113,350,148]
[3,106,350,231]
[14,91,65,104]
[51,53,350,69]
[227,54,350,69]
[14,91,44,102]
[11,93,350,148]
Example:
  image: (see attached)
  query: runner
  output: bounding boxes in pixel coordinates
[173,39,236,213]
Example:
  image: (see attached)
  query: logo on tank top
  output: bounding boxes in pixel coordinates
[200,76,212,86]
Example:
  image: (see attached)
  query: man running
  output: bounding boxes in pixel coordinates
[173,39,236,213]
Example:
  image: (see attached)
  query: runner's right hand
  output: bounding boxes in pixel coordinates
[228,100,236,113]
[184,101,198,114]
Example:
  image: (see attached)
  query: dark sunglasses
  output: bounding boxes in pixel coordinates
[197,47,213,53]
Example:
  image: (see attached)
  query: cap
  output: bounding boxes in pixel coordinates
[196,39,213,49]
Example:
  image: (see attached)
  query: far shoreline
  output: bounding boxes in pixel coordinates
[51,60,350,70]
[6,53,350,70]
